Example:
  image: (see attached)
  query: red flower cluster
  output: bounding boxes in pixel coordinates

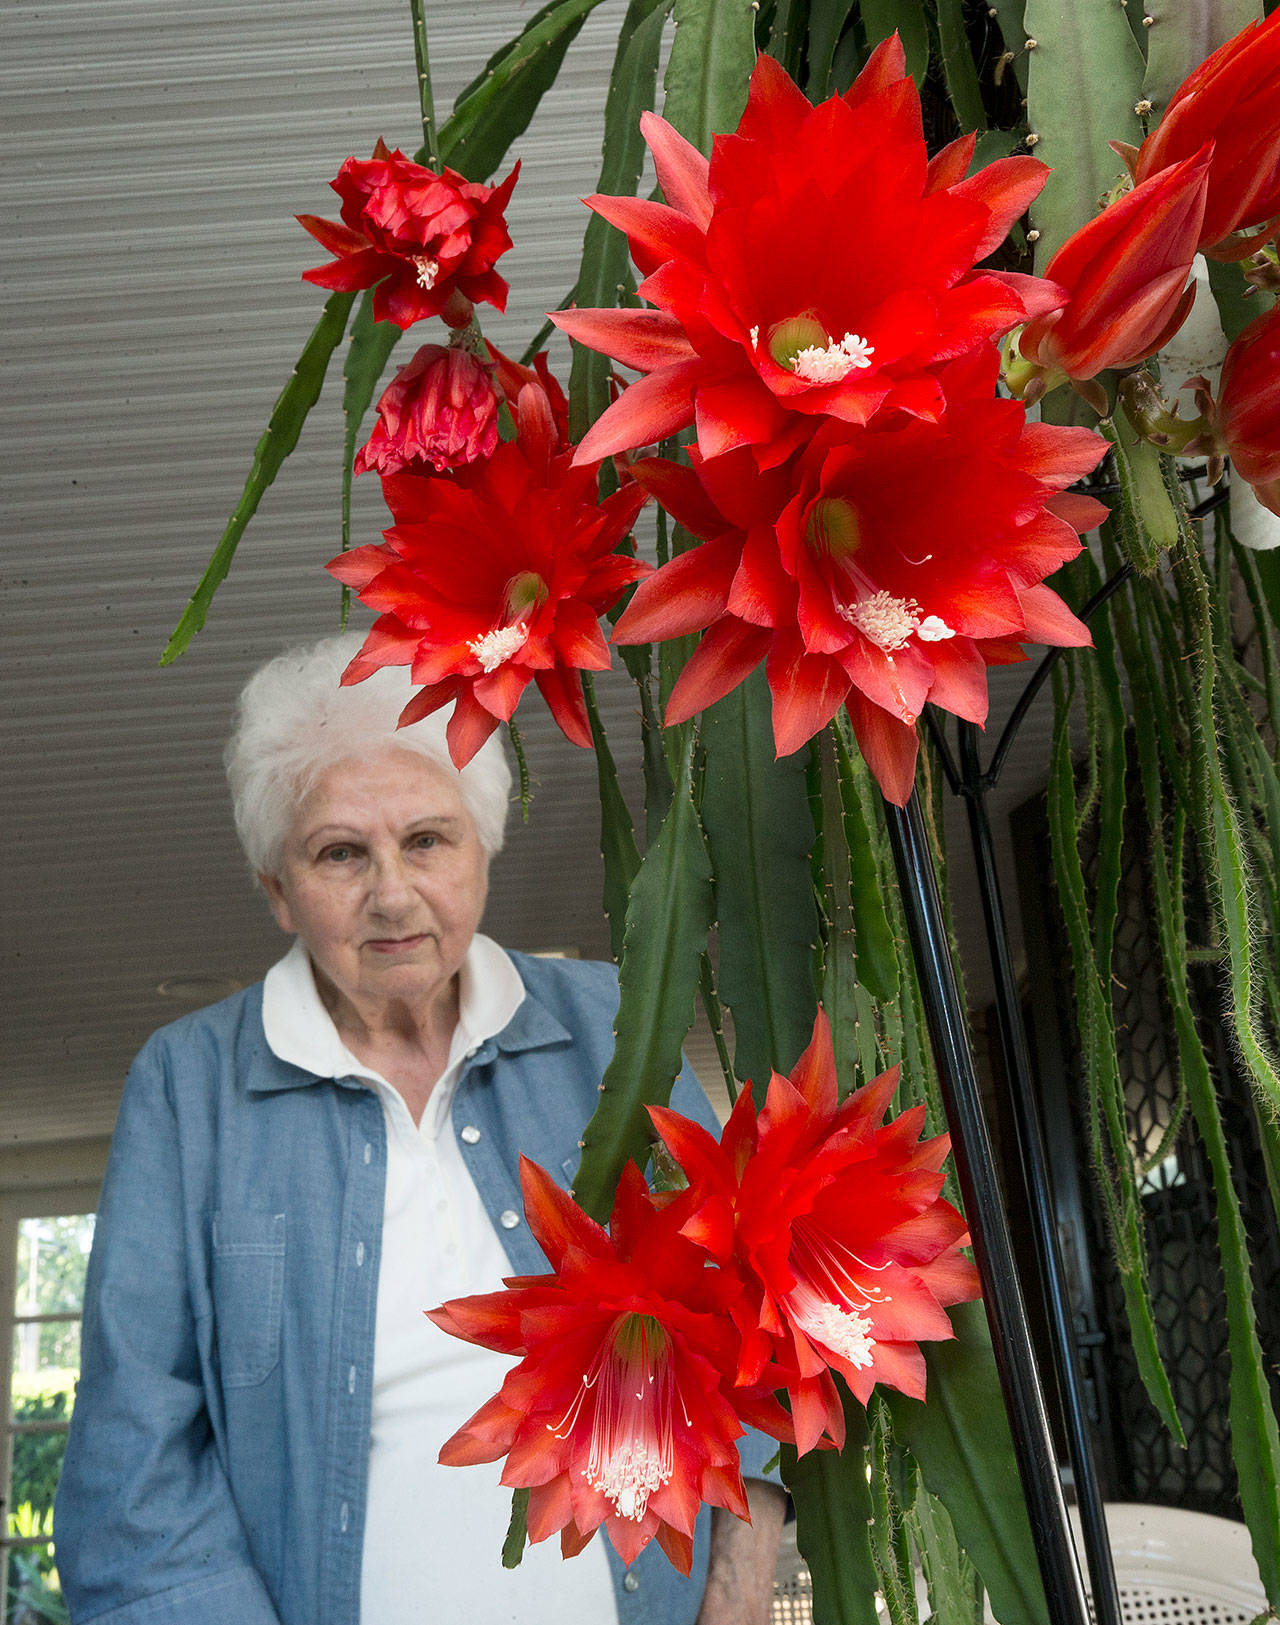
[432,1013,977,1571]
[303,143,651,753]
[327,380,651,765]
[299,140,518,329]
[557,44,1106,801]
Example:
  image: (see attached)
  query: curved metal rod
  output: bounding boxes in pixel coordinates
[985,564,1135,790]
[924,705,962,795]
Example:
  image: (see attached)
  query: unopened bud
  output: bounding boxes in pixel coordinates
[1117,370,1208,452]
[1242,244,1280,294]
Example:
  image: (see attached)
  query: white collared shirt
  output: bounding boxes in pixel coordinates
[262,935,618,1624]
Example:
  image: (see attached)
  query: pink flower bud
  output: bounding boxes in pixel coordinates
[355,344,501,477]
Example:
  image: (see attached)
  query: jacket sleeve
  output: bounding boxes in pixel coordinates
[54,1038,283,1625]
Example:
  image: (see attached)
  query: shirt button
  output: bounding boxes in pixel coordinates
[623,1573,640,1592]
[348,1365,357,1394]
[340,1502,350,1533]
[461,1125,481,1145]
[363,1143,372,1165]
[356,1242,365,1267]
[499,1209,520,1230]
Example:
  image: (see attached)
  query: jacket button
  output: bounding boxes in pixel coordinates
[623,1573,640,1592]
[461,1125,481,1145]
[499,1209,520,1229]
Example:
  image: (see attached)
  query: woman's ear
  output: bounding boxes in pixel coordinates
[258,872,295,935]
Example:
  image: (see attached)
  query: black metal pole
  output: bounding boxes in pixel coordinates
[883,791,1091,1625]
[958,722,1123,1625]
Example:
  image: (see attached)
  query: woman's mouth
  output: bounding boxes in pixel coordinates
[364,933,429,954]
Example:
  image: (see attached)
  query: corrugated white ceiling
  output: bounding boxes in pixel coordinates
[2,0,1055,1150]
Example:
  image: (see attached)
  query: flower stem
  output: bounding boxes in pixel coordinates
[507,717,532,822]
[408,0,440,169]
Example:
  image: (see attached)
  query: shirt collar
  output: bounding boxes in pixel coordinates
[260,932,527,1084]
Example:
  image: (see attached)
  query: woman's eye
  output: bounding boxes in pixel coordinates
[322,845,355,863]
[413,833,437,851]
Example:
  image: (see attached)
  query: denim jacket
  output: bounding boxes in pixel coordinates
[55,952,776,1625]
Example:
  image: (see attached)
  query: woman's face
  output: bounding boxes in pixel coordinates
[260,745,490,1024]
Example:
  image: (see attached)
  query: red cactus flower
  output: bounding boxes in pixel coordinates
[1016,148,1211,392]
[354,343,501,476]
[299,140,518,329]
[1127,9,1280,260]
[613,347,1107,804]
[1211,303,1280,515]
[649,1010,981,1457]
[552,44,1061,471]
[327,382,650,766]
[429,1159,784,1573]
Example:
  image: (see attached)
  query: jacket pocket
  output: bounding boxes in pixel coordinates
[212,1210,285,1387]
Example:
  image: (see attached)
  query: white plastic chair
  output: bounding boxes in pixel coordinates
[770,1503,1268,1625]
[1073,1503,1267,1625]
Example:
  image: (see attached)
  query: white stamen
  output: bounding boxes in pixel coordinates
[467,622,528,672]
[791,332,876,385]
[547,1315,677,1525]
[838,591,922,652]
[789,1282,878,1369]
[748,325,760,349]
[785,1220,893,1369]
[917,615,956,642]
[413,255,440,289]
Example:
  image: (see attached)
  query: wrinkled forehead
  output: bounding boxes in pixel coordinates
[287,745,476,842]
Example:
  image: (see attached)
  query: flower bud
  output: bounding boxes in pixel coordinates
[355,343,501,477]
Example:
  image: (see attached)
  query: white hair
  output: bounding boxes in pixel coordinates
[225,632,512,876]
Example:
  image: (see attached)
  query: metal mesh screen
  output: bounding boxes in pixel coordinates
[1024,758,1280,1516]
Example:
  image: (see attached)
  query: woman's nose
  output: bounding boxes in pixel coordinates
[367,854,414,913]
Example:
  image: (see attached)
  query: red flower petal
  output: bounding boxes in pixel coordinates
[571,361,703,466]
[640,111,713,229]
[664,620,773,725]
[552,306,697,371]
[845,690,920,806]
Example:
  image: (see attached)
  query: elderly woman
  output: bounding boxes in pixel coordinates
[54,634,784,1625]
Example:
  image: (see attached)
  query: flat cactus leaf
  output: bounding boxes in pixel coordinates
[1142,0,1263,115]
[1024,0,1146,265]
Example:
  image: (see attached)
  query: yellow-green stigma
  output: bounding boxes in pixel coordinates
[505,570,549,618]
[767,314,829,371]
[806,498,862,561]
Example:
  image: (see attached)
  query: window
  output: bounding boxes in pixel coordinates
[1,1190,98,1625]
